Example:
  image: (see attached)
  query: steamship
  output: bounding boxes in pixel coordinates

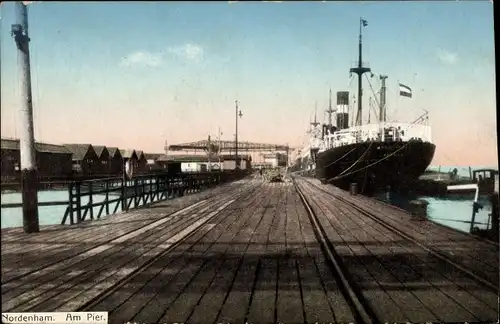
[313,18,436,193]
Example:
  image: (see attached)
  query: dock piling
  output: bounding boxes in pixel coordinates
[489,193,498,238]
[408,199,428,220]
[349,182,358,195]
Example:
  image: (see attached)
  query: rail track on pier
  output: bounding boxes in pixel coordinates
[292,176,499,323]
[3,174,498,323]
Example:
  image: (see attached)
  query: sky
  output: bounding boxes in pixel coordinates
[0,1,497,166]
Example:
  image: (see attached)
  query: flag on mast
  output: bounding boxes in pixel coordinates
[399,83,412,98]
[361,19,368,27]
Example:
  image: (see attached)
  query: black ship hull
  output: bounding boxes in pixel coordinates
[315,140,436,193]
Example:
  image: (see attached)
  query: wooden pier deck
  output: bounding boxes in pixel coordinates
[2,175,498,324]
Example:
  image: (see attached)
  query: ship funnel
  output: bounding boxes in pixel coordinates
[336,91,349,130]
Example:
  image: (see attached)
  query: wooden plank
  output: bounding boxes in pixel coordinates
[246,258,277,323]
[86,192,263,314]
[411,261,499,312]
[276,184,304,323]
[158,188,268,324]
[276,258,304,323]
[0,191,218,266]
[1,180,259,313]
[0,178,253,240]
[292,187,348,323]
[307,178,499,283]
[187,187,273,324]
[49,199,241,312]
[245,183,283,323]
[215,186,277,323]
[295,189,356,323]
[329,192,498,322]
[215,259,258,324]
[333,200,498,320]
[298,183,411,323]
[1,222,147,280]
[185,258,240,324]
[3,207,206,312]
[315,189,455,323]
[106,183,265,323]
[300,180,497,323]
[159,258,223,323]
[2,200,208,293]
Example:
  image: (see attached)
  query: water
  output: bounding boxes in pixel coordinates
[373,164,498,233]
[374,191,493,233]
[427,164,498,179]
[1,189,126,228]
[0,178,182,229]
[1,167,497,232]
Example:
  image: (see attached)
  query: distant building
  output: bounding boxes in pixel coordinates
[107,147,123,176]
[253,162,274,170]
[92,145,110,176]
[120,149,138,176]
[144,153,163,171]
[220,154,252,170]
[156,154,221,173]
[1,138,73,181]
[262,153,287,168]
[155,154,170,170]
[135,150,148,174]
[64,144,99,176]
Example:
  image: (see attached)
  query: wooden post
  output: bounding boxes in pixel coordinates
[12,2,39,233]
[490,193,499,237]
[68,182,74,225]
[142,178,146,204]
[88,181,94,220]
[134,178,138,207]
[121,160,128,212]
[75,182,82,223]
[105,180,109,215]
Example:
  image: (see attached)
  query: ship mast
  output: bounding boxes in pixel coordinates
[311,103,320,129]
[326,88,335,127]
[379,75,387,122]
[350,18,371,126]
[309,103,320,137]
[368,98,372,123]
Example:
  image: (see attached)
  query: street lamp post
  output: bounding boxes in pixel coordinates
[207,134,212,172]
[235,100,243,169]
[218,127,222,169]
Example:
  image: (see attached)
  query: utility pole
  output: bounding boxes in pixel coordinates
[12,2,39,233]
[207,134,212,172]
[235,100,242,169]
[218,127,222,169]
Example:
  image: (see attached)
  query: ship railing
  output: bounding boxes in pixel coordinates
[323,122,432,149]
[309,137,322,149]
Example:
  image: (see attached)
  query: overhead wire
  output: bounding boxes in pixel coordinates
[323,147,357,169]
[327,139,415,182]
[327,141,374,182]
[364,74,380,122]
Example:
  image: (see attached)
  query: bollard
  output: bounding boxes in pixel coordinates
[349,183,358,195]
[408,199,428,220]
